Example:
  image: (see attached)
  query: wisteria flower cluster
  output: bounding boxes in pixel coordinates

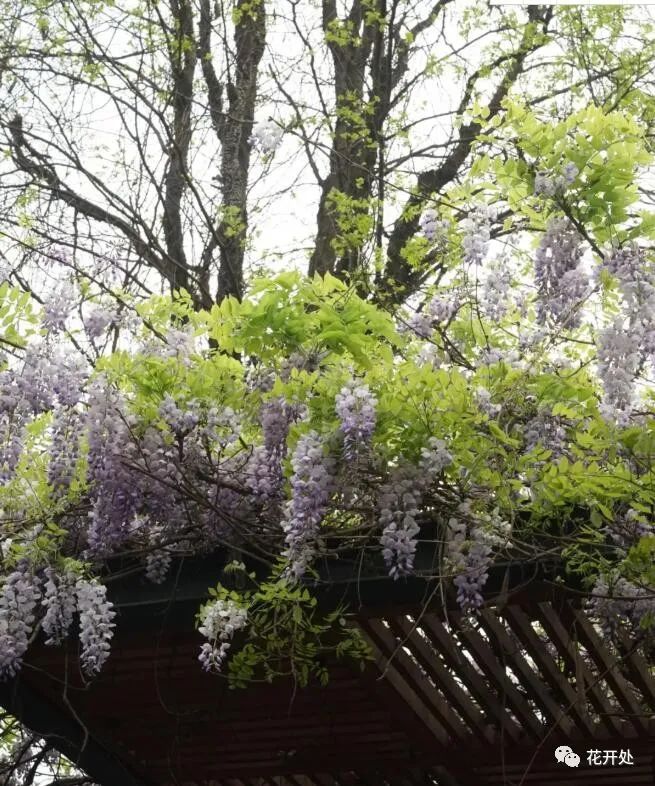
[534,217,587,328]
[84,307,117,339]
[462,205,494,266]
[534,161,579,196]
[378,439,453,579]
[41,568,77,645]
[481,259,513,321]
[48,409,80,495]
[475,386,501,418]
[85,382,142,555]
[595,245,655,424]
[588,576,655,641]
[145,525,173,585]
[76,577,116,676]
[522,409,568,458]
[401,293,460,339]
[281,431,335,579]
[335,380,377,459]
[198,598,248,672]
[43,288,74,333]
[446,503,494,612]
[246,397,301,506]
[596,318,641,426]
[419,208,449,243]
[0,564,41,678]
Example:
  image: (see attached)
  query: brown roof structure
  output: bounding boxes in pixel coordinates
[1,553,654,786]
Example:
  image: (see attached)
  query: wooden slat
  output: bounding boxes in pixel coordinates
[448,613,544,739]
[537,602,625,736]
[354,620,448,745]
[615,627,655,710]
[569,609,647,734]
[418,613,523,742]
[498,606,588,735]
[361,619,470,741]
[357,624,449,745]
[389,616,492,741]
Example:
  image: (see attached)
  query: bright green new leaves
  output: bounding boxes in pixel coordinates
[0,282,37,349]
[484,103,652,243]
[199,271,400,366]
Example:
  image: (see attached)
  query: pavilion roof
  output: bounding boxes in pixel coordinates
[1,552,654,786]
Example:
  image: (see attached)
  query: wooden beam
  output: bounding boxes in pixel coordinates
[356,624,449,746]
[388,616,492,741]
[568,608,647,734]
[0,675,151,786]
[417,613,523,742]
[494,606,586,735]
[537,602,625,736]
[448,613,544,739]
[361,618,470,741]
[614,627,655,709]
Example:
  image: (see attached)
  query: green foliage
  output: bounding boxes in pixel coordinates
[0,282,37,349]
[475,102,653,243]
[198,566,371,689]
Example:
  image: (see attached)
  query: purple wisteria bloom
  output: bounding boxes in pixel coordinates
[335,381,377,459]
[76,578,115,676]
[281,431,335,579]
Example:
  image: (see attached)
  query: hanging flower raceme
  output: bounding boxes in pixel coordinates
[76,578,115,677]
[534,217,587,328]
[401,293,460,339]
[446,503,493,612]
[0,564,41,679]
[43,288,74,333]
[14,346,56,414]
[602,245,655,321]
[159,394,200,435]
[85,380,142,555]
[481,260,513,321]
[462,205,493,266]
[198,598,248,672]
[281,431,335,580]
[41,568,77,645]
[522,409,568,457]
[51,353,87,407]
[596,318,641,426]
[475,386,501,418]
[534,161,579,196]
[84,307,117,339]
[379,438,452,579]
[260,397,293,458]
[0,409,25,484]
[145,524,172,585]
[419,208,448,243]
[48,409,80,496]
[247,397,300,506]
[378,466,422,580]
[335,381,377,459]
[588,575,655,641]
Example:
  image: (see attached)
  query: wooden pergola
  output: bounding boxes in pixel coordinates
[1,550,654,786]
